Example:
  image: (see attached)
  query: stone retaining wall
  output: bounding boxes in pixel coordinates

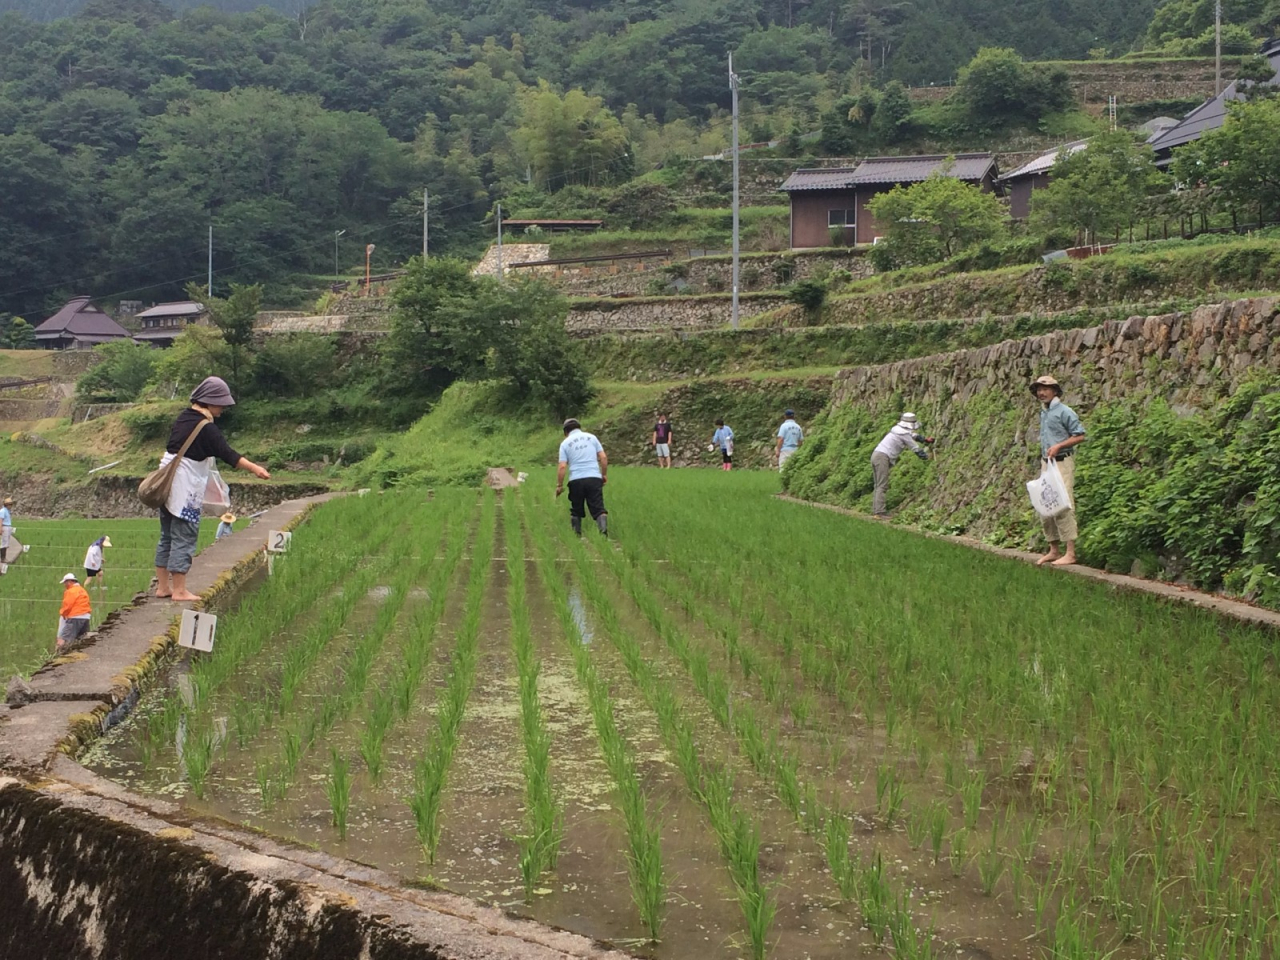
[567,294,790,334]
[0,472,328,518]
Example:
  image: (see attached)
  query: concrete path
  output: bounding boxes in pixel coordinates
[0,494,334,772]
[777,494,1280,632]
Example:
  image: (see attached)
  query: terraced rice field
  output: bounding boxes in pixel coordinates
[0,517,225,677]
[87,471,1280,959]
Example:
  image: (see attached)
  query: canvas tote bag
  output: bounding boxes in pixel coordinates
[138,416,212,509]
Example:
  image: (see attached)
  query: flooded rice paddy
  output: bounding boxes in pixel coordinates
[84,474,1280,959]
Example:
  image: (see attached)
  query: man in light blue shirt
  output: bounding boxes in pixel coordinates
[1031,375,1086,566]
[775,409,804,470]
[556,418,609,536]
[0,496,13,574]
[710,418,734,471]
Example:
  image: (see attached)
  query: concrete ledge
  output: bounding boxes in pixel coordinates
[0,772,630,960]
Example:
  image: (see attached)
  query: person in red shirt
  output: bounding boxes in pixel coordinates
[56,573,92,650]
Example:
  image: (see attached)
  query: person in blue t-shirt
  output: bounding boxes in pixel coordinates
[556,418,609,536]
[0,496,13,575]
[710,419,734,471]
[774,409,804,471]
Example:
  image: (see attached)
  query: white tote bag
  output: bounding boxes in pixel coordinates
[1026,458,1072,519]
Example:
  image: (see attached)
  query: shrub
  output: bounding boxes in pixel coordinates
[76,340,157,403]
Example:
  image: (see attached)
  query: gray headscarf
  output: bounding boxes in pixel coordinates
[190,376,235,407]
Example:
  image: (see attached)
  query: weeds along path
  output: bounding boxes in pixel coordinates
[407,490,499,865]
[607,470,1280,959]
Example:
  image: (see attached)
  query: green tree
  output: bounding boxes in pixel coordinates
[384,257,484,396]
[866,169,1008,267]
[76,340,157,403]
[957,47,1073,127]
[152,325,233,394]
[192,282,260,393]
[1172,97,1280,224]
[1031,132,1166,244]
[513,82,630,190]
[0,316,35,349]
[251,334,337,399]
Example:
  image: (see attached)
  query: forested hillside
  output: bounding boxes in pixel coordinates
[0,0,1270,321]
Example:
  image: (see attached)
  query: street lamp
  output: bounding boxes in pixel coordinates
[365,243,376,295]
[334,229,346,280]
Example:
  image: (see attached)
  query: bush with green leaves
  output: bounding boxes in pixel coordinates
[866,171,1009,269]
[76,340,158,403]
[0,315,36,349]
[250,334,338,399]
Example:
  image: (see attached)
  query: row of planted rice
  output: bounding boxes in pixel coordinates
[85,471,1280,960]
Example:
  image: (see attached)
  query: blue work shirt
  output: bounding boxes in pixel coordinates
[777,419,803,450]
[712,425,734,451]
[558,429,604,481]
[1039,397,1085,456]
[0,506,10,527]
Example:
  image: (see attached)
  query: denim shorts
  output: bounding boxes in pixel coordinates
[156,507,200,574]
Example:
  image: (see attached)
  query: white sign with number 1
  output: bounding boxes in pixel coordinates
[178,609,217,652]
[267,530,292,553]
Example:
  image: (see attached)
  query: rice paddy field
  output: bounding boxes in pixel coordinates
[84,470,1280,960]
[0,517,228,678]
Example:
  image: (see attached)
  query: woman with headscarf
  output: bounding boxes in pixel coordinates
[155,376,270,601]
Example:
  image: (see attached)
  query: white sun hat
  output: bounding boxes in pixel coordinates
[61,572,79,583]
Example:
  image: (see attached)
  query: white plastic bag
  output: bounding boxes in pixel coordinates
[202,464,231,515]
[1026,458,1072,519]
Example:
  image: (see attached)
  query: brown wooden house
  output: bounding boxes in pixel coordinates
[1000,140,1089,220]
[780,153,1000,248]
[133,300,207,347]
[33,297,132,350]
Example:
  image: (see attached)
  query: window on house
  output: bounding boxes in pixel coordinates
[828,209,855,227]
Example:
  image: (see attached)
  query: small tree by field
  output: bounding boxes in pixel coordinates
[957,47,1073,129]
[867,170,1008,269]
[188,282,260,394]
[1031,131,1167,245]
[76,340,157,403]
[0,316,36,349]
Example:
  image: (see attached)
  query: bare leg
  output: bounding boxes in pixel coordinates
[170,572,200,602]
[1051,540,1077,566]
[155,566,172,597]
[1037,542,1062,566]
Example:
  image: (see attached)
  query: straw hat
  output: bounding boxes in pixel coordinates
[1029,375,1063,397]
[102,536,113,548]
[2,497,12,506]
[61,572,79,583]
[220,513,237,524]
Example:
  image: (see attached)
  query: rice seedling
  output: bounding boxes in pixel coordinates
[327,749,351,838]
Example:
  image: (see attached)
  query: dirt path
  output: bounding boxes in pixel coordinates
[776,494,1280,632]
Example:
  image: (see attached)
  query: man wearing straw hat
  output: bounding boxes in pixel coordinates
[0,496,13,575]
[56,572,92,651]
[1030,375,1086,566]
[216,513,236,540]
[870,413,933,518]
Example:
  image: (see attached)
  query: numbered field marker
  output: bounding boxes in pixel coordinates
[178,609,217,652]
[267,530,292,553]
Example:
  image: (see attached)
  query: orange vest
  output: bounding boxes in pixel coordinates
[61,583,91,619]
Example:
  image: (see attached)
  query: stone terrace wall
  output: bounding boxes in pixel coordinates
[567,295,789,335]
[546,249,875,297]
[832,297,1280,411]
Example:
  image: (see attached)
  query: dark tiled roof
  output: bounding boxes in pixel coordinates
[34,297,132,340]
[781,154,996,191]
[1001,140,1090,181]
[1150,40,1280,156]
[501,219,603,227]
[135,301,204,319]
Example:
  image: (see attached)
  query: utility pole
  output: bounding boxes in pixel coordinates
[729,53,741,331]
[1215,0,1222,96]
[423,188,429,259]
[334,229,345,279]
[207,224,213,296]
[496,202,504,279]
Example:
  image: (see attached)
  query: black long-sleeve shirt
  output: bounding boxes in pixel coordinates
[166,408,242,466]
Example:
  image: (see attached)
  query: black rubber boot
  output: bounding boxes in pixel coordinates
[596,514,608,537]
[571,516,583,536]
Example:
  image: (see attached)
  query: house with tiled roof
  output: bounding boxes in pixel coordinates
[133,301,207,347]
[1149,38,1280,167]
[779,153,1000,248]
[34,297,132,350]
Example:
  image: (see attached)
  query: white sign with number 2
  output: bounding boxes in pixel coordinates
[267,530,292,553]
